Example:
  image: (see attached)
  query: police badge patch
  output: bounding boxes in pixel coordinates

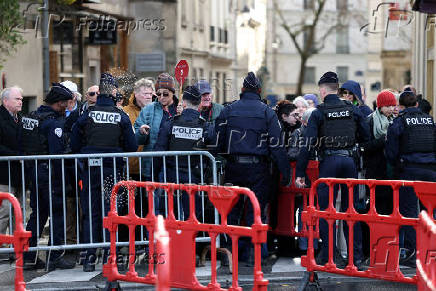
[54,128,63,137]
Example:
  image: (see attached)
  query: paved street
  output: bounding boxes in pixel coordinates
[0,256,417,290]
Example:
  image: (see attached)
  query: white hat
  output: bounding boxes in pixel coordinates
[61,80,78,93]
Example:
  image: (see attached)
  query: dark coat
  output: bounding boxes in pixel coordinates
[0,105,23,187]
[362,116,388,180]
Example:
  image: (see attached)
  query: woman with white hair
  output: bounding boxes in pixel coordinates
[293,96,309,118]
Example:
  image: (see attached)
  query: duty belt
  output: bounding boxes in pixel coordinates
[403,162,436,171]
[228,155,268,164]
[322,149,353,157]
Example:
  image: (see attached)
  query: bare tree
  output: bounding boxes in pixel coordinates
[272,0,360,95]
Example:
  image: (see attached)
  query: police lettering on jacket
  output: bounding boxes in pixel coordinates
[22,117,39,130]
[172,126,203,140]
[405,117,434,125]
[327,110,350,118]
[89,111,121,124]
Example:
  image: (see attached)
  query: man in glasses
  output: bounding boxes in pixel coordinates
[339,80,372,117]
[194,80,223,125]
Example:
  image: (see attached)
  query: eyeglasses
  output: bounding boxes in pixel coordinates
[156,92,170,97]
[340,89,352,96]
[88,92,97,96]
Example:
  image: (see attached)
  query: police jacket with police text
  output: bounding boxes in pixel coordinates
[154,108,213,171]
[22,105,67,155]
[296,94,370,178]
[386,107,436,166]
[71,95,137,154]
[215,91,290,178]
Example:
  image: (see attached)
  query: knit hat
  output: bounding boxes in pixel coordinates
[303,94,319,106]
[45,83,74,104]
[376,90,397,108]
[243,72,261,91]
[318,71,338,85]
[155,73,175,93]
[100,73,118,90]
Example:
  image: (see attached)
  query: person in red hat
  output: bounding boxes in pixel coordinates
[362,90,397,215]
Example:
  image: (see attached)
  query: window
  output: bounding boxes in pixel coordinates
[181,0,188,27]
[336,66,349,83]
[219,28,224,43]
[304,0,314,10]
[303,67,316,84]
[210,26,215,42]
[224,30,228,44]
[336,27,349,54]
[336,0,347,11]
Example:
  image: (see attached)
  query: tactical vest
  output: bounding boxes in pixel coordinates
[399,111,436,154]
[168,115,206,151]
[83,105,123,148]
[21,111,56,155]
[318,101,356,150]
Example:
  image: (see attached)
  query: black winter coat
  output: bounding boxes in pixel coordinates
[362,116,388,180]
[0,105,23,187]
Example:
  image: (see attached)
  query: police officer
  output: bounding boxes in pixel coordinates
[386,90,436,267]
[215,72,291,266]
[295,72,370,268]
[71,73,137,272]
[23,83,76,271]
[154,85,214,219]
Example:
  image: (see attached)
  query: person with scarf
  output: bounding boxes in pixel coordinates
[362,90,397,215]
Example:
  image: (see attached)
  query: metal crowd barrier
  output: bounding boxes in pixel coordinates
[301,178,436,289]
[103,181,269,290]
[0,151,218,256]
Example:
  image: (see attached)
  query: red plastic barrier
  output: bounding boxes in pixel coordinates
[0,193,31,291]
[301,178,436,285]
[273,161,319,237]
[103,181,269,290]
[417,211,436,291]
[155,215,170,291]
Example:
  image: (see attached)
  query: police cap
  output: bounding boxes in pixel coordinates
[44,83,74,104]
[183,85,202,105]
[318,71,339,86]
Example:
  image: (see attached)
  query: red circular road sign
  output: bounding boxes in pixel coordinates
[175,60,189,85]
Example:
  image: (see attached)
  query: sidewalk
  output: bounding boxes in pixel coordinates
[0,257,417,290]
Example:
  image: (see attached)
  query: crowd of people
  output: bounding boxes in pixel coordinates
[0,69,434,273]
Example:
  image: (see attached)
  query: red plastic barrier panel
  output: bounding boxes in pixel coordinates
[0,192,31,291]
[301,178,436,285]
[273,161,319,237]
[417,211,436,291]
[155,215,170,291]
[103,181,269,291]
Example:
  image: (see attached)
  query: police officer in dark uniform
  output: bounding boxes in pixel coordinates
[386,90,436,267]
[295,72,370,267]
[215,72,291,266]
[23,83,76,271]
[154,85,214,219]
[71,73,137,272]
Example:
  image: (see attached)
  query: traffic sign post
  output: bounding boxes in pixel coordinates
[175,60,189,99]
